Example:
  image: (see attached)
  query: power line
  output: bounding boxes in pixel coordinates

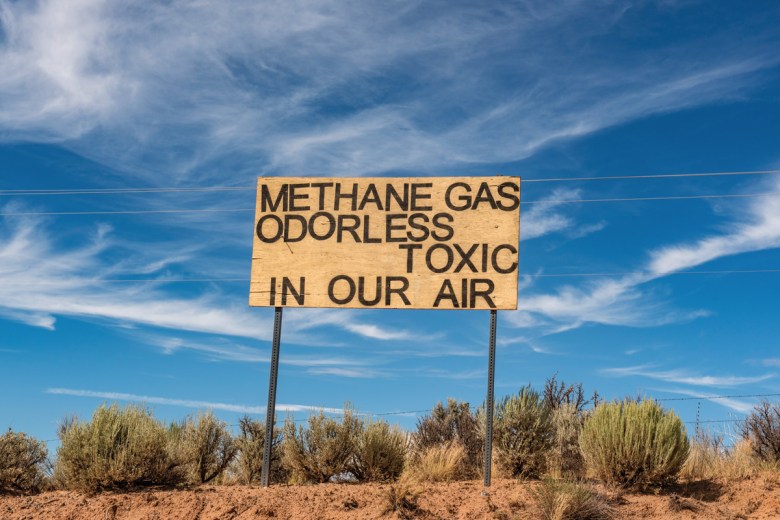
[523,169,780,183]
[2,169,779,196]
[3,190,780,217]
[657,393,780,402]
[15,268,780,285]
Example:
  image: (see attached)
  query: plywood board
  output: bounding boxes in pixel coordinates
[249,176,520,310]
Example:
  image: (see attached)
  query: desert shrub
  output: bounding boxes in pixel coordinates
[404,442,465,482]
[0,430,48,494]
[281,407,361,483]
[741,400,780,463]
[543,374,589,412]
[55,404,183,492]
[485,386,554,478]
[235,415,286,484]
[177,411,237,484]
[547,403,586,480]
[579,399,689,488]
[413,399,482,478]
[531,477,613,520]
[349,419,407,482]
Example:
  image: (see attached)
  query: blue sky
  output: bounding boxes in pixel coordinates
[2,0,780,443]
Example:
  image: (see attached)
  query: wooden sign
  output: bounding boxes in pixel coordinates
[249,177,520,310]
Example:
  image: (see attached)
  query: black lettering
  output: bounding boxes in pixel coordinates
[433,279,459,308]
[445,182,471,211]
[337,214,362,243]
[385,276,411,306]
[328,275,355,305]
[281,277,305,305]
[310,182,334,211]
[309,211,336,240]
[269,276,276,305]
[260,184,288,212]
[362,215,381,243]
[335,183,358,211]
[288,183,310,211]
[283,215,307,242]
[453,243,479,273]
[385,183,409,211]
[411,182,433,211]
[407,213,430,242]
[492,244,518,273]
[497,181,520,211]
[398,244,422,273]
[470,279,496,308]
[385,214,407,243]
[358,183,384,211]
[358,277,382,306]
[431,213,454,241]
[256,214,283,243]
[473,182,498,210]
[426,244,453,273]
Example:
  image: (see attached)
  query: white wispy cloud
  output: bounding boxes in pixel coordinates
[0,1,775,181]
[0,212,423,343]
[45,387,345,415]
[509,178,780,334]
[521,188,604,241]
[601,364,774,388]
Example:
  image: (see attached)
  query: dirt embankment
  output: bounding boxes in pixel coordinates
[3,476,780,520]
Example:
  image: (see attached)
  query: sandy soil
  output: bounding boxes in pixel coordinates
[3,476,780,519]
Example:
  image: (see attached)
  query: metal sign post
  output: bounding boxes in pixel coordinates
[261,306,283,487]
[483,309,497,488]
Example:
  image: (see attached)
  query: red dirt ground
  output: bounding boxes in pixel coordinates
[3,476,780,519]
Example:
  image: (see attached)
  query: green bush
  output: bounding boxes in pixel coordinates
[413,399,483,478]
[349,419,406,482]
[486,386,554,478]
[0,430,49,494]
[235,415,287,484]
[579,399,689,488]
[281,407,361,483]
[177,411,237,484]
[55,404,183,492]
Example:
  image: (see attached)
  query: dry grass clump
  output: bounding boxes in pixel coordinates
[0,430,49,494]
[413,399,482,478]
[281,407,362,483]
[404,442,465,483]
[681,431,758,481]
[488,386,554,478]
[383,475,421,519]
[531,477,613,520]
[176,411,237,484]
[349,419,407,482]
[579,399,689,488]
[55,404,184,492]
[234,416,286,484]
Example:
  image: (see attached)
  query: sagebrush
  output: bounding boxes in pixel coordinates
[235,416,286,484]
[531,477,613,520]
[404,442,465,482]
[350,419,406,482]
[486,386,554,478]
[413,399,483,478]
[281,407,362,483]
[741,400,780,463]
[177,411,237,484]
[0,430,48,494]
[55,404,183,492]
[579,399,689,488]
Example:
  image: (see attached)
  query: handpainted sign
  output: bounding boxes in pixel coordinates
[249,176,520,310]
